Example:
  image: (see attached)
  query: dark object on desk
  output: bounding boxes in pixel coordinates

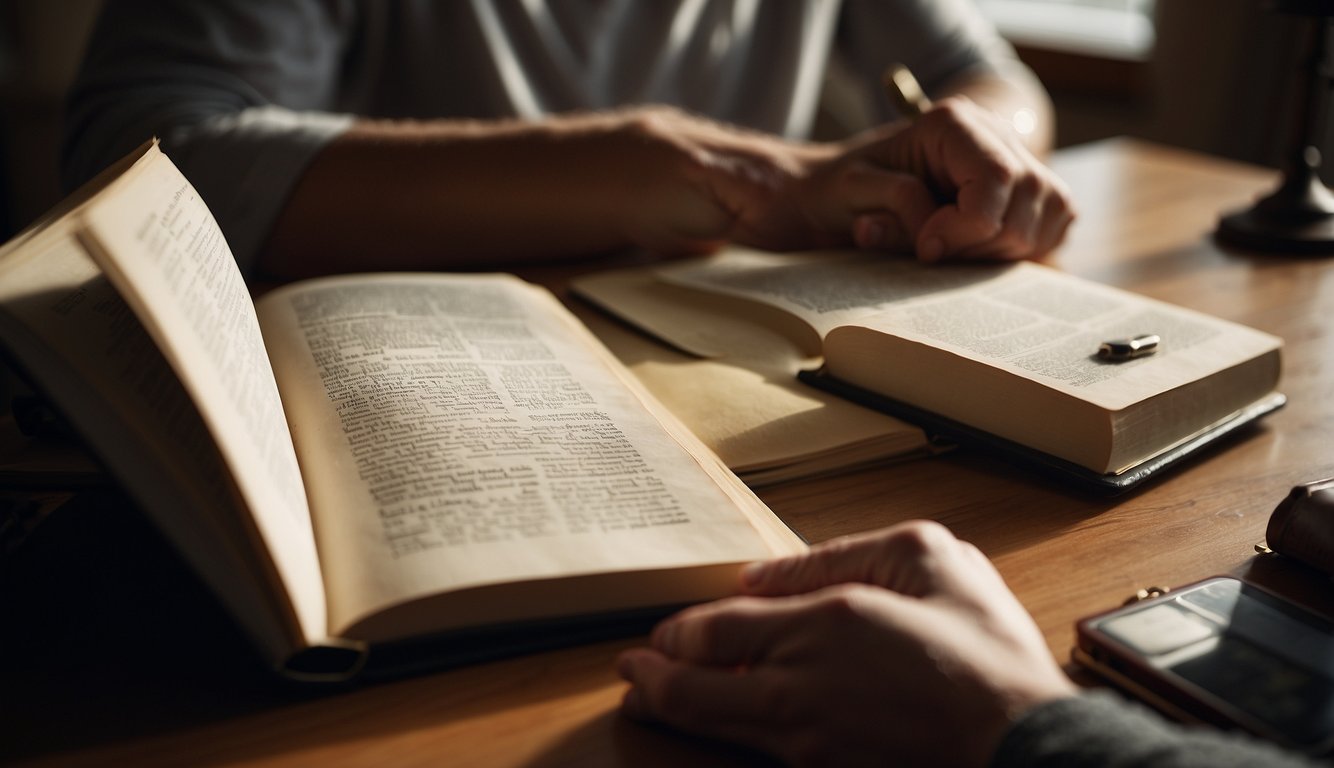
[1266,476,1334,575]
[798,369,1285,495]
[1075,576,1334,756]
[1216,1,1334,254]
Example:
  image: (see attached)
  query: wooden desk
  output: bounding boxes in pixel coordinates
[4,139,1333,766]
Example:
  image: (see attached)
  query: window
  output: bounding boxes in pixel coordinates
[975,0,1156,61]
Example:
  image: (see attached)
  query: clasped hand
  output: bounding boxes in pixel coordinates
[616,521,1078,767]
[621,98,1074,262]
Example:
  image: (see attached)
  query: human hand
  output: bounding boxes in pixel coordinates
[611,100,1073,264]
[839,96,1076,262]
[615,521,1078,768]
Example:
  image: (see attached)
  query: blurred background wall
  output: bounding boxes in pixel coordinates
[0,0,1320,242]
[0,0,100,240]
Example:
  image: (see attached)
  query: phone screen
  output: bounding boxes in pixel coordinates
[1079,577,1334,753]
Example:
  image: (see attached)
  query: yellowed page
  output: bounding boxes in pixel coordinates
[0,233,296,664]
[853,264,1281,412]
[660,249,1281,413]
[72,144,326,647]
[654,247,1283,473]
[659,247,1013,338]
[254,274,803,640]
[573,270,931,484]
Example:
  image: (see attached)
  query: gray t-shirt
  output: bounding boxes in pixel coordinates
[63,0,1019,271]
[994,692,1325,768]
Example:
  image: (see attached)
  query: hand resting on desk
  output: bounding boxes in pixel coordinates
[615,520,1077,767]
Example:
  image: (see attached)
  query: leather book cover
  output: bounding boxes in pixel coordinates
[1267,478,1334,576]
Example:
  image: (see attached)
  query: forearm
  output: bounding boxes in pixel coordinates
[257,93,1070,278]
[258,108,822,279]
[262,113,629,277]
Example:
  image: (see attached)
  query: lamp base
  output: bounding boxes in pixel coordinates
[1216,207,1334,254]
[1216,155,1334,255]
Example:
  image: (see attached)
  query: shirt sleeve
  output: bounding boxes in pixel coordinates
[836,0,1029,121]
[991,691,1325,768]
[62,0,357,274]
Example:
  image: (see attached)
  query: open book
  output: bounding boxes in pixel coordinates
[0,143,803,680]
[571,271,940,486]
[577,248,1284,493]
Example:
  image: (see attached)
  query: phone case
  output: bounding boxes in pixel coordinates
[1074,576,1334,756]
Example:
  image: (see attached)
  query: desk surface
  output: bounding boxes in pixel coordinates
[5,138,1334,767]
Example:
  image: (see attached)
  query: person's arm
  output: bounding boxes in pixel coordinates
[63,0,354,276]
[261,101,1073,278]
[66,1,1072,280]
[616,521,1319,768]
[258,0,1068,276]
[259,107,823,277]
[995,690,1323,768]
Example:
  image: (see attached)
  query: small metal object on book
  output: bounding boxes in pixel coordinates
[1098,334,1160,362]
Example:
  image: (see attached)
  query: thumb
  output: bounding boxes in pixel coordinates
[832,164,936,250]
[742,520,964,598]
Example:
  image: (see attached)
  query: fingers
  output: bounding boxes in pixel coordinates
[616,586,921,759]
[834,166,936,251]
[617,648,779,749]
[742,519,970,598]
[925,169,1075,262]
[861,98,1076,262]
[616,595,834,754]
[647,593,813,666]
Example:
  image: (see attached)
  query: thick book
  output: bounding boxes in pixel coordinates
[576,247,1284,494]
[572,269,941,487]
[0,143,804,681]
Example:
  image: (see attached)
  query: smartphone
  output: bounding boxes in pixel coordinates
[1074,576,1334,755]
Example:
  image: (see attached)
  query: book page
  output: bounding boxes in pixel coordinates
[843,262,1282,411]
[254,274,801,639]
[660,248,1281,411]
[72,144,326,646]
[659,247,1010,338]
[0,234,296,661]
[572,268,931,484]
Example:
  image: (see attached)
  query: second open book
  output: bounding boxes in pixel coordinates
[575,248,1283,492]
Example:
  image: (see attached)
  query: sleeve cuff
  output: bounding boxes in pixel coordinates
[991,690,1319,768]
[162,106,354,276]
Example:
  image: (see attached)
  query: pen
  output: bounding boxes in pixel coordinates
[882,63,931,119]
[884,63,1040,138]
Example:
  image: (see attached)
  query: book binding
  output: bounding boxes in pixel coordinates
[798,368,1286,496]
